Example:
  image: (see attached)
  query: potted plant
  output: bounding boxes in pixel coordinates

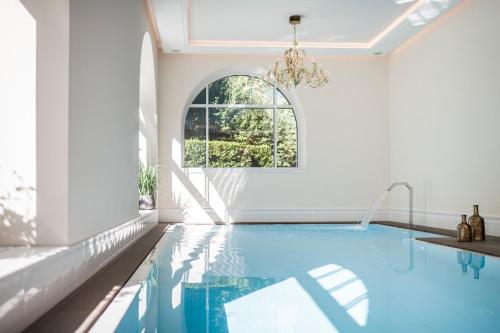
[138,163,158,210]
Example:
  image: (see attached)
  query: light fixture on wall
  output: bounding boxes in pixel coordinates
[265,15,329,89]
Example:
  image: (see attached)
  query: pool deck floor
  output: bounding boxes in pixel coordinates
[23,221,500,332]
[374,221,500,257]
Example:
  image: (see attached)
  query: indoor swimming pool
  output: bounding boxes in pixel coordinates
[92,224,500,333]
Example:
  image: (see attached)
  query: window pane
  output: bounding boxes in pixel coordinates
[208,76,273,105]
[276,90,291,105]
[208,108,273,167]
[191,89,206,105]
[277,109,298,167]
[184,108,206,167]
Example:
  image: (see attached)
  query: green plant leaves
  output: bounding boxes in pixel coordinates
[138,164,158,195]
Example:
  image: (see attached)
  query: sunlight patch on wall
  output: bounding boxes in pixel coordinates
[139,32,158,167]
[170,139,250,224]
[0,0,37,245]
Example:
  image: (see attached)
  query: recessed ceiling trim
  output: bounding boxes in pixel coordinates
[187,0,426,50]
[368,0,426,48]
[188,40,370,49]
[152,0,461,54]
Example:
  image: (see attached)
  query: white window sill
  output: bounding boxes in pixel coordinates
[181,167,308,174]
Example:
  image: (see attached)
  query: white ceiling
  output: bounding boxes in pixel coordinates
[150,0,463,55]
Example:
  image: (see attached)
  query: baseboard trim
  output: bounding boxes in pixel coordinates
[385,208,500,236]
[159,207,371,223]
[159,207,500,235]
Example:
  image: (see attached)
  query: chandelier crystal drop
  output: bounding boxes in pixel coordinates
[265,15,329,89]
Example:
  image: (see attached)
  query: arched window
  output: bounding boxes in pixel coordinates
[184,75,298,168]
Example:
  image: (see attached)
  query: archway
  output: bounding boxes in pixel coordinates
[139,32,158,167]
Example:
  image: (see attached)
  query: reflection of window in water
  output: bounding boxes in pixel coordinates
[183,276,279,333]
[457,250,485,279]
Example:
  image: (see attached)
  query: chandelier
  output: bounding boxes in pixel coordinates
[265,15,329,89]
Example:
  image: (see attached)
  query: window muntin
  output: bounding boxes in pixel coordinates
[276,109,298,167]
[184,75,297,168]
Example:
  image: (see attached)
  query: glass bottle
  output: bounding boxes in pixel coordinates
[457,214,472,242]
[469,205,485,241]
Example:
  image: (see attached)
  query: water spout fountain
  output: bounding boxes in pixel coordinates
[361,182,413,229]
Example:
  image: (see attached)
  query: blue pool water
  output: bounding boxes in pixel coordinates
[114,224,500,333]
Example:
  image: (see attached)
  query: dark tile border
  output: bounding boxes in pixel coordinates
[24,223,169,333]
[372,221,500,257]
[228,221,361,225]
[416,236,500,257]
[372,221,456,236]
[166,221,361,225]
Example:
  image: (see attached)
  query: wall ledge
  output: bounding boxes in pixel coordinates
[0,210,158,333]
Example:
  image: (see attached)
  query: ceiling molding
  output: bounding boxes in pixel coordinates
[188,40,370,49]
[144,0,161,48]
[151,0,462,54]
[151,0,189,51]
[367,0,425,48]
[189,0,426,50]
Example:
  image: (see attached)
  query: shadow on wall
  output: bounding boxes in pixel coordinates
[0,169,36,245]
[166,157,249,224]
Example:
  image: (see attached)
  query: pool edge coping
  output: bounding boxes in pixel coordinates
[89,223,175,333]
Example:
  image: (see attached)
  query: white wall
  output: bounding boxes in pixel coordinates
[387,0,500,231]
[158,54,390,222]
[68,0,158,243]
[1,0,159,245]
[0,0,70,245]
[0,0,37,245]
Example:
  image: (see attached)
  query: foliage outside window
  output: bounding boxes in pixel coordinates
[184,75,298,168]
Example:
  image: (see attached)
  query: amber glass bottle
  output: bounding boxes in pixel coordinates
[457,214,472,242]
[469,205,485,241]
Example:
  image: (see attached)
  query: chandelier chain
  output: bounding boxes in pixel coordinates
[293,25,297,47]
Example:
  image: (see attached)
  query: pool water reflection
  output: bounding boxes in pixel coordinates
[115,224,500,333]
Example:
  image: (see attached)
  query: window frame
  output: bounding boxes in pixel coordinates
[181,69,305,170]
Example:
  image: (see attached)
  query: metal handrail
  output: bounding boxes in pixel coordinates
[387,182,414,230]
